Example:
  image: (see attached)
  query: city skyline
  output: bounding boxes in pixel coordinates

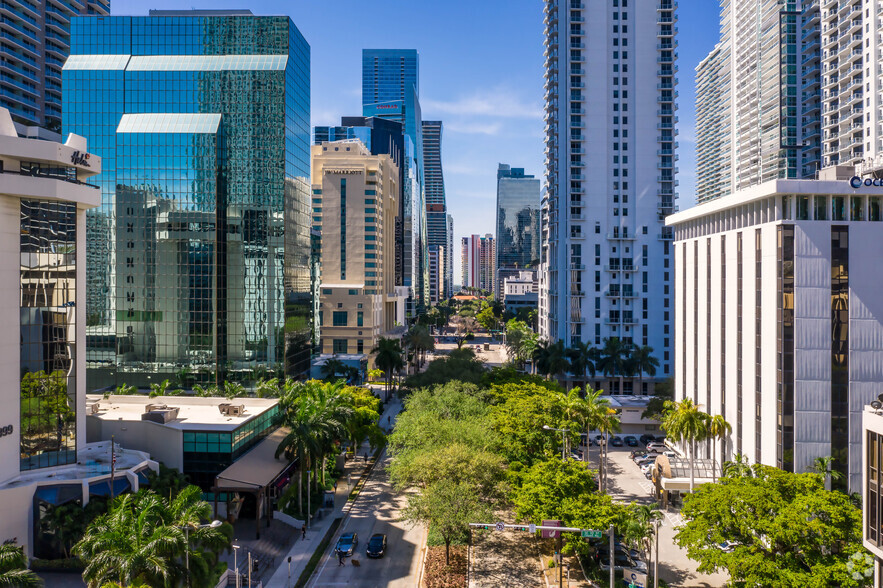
[106,0,722,284]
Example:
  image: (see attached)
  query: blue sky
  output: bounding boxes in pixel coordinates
[112,0,721,280]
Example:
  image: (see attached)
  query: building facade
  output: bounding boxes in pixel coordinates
[669,177,883,492]
[362,49,428,314]
[0,0,110,134]
[311,140,403,359]
[0,107,157,558]
[461,234,495,293]
[428,246,444,305]
[63,10,313,390]
[423,120,450,301]
[495,163,540,297]
[862,405,883,581]
[540,0,676,384]
[502,269,538,316]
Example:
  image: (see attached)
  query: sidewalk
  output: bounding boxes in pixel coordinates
[262,395,404,588]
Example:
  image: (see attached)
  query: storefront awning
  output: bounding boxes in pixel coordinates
[214,428,292,492]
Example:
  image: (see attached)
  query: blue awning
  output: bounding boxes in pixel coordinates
[136,469,151,485]
[34,484,82,506]
[89,478,130,497]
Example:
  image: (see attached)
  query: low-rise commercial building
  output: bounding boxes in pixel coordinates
[502,269,538,315]
[0,107,157,558]
[668,176,883,492]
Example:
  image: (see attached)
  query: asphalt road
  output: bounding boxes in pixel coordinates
[308,448,426,588]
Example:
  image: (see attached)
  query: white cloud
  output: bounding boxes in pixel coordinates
[423,87,542,120]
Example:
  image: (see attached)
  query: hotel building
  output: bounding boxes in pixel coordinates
[669,175,883,492]
[311,140,405,360]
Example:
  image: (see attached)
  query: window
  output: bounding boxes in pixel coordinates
[333,339,348,354]
[332,311,348,326]
[357,340,364,354]
[357,311,363,327]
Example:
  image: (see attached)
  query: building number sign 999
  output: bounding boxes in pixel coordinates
[0,425,13,438]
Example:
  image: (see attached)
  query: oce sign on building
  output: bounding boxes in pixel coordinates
[850,176,883,189]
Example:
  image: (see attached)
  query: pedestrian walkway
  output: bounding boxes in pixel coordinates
[261,396,404,588]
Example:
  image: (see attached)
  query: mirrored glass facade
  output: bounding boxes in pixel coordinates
[63,13,311,389]
[495,164,541,295]
[20,200,78,470]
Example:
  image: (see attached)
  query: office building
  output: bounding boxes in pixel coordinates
[695,0,883,202]
[63,10,313,390]
[362,49,428,314]
[428,246,444,305]
[0,107,156,558]
[496,163,541,297]
[461,234,495,293]
[539,0,676,385]
[446,214,454,297]
[0,0,109,135]
[311,140,405,360]
[863,404,883,580]
[668,176,883,492]
[423,120,450,301]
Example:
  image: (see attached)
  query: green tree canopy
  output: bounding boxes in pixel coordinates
[675,465,870,587]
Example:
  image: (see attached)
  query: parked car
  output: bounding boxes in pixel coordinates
[639,434,656,445]
[366,533,387,558]
[715,540,738,553]
[610,437,624,447]
[335,532,358,556]
[646,441,667,452]
[594,546,648,573]
[624,436,639,447]
[629,450,647,460]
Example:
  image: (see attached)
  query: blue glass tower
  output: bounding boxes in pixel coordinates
[63,10,312,389]
[362,49,427,314]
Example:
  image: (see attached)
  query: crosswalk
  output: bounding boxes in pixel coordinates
[663,511,685,529]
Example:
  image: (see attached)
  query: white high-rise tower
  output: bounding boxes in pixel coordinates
[539,0,677,391]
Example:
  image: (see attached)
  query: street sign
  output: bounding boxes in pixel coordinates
[495,521,505,532]
[541,520,561,538]
[528,523,536,534]
[581,529,603,539]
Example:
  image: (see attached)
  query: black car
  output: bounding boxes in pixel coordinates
[639,434,656,445]
[624,436,639,447]
[366,533,387,558]
[335,532,358,556]
[610,437,624,447]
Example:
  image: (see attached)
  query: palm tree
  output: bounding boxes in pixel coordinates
[722,453,753,479]
[277,389,322,515]
[810,456,844,488]
[320,359,346,382]
[560,387,609,476]
[255,377,280,399]
[707,414,732,482]
[661,398,709,493]
[597,337,632,394]
[628,345,659,395]
[532,340,569,381]
[597,407,622,493]
[631,503,663,584]
[0,544,41,587]
[566,341,598,390]
[74,488,229,588]
[371,338,404,393]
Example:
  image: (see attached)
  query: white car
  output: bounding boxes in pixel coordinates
[646,442,667,452]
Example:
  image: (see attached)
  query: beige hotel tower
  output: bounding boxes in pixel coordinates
[311,140,405,361]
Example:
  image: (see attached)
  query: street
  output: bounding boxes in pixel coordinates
[307,445,425,587]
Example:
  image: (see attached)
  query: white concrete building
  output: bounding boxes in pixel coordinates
[540,0,676,386]
[668,176,883,492]
[862,404,883,582]
[0,107,157,558]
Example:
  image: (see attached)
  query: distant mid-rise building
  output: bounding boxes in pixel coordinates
[312,140,405,359]
[495,163,540,297]
[0,0,109,135]
[64,10,313,389]
[423,120,450,301]
[446,214,454,297]
[461,234,495,293]
[502,270,538,316]
[428,246,444,305]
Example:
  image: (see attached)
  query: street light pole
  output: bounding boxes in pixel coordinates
[609,524,615,588]
[232,543,240,588]
[654,519,660,588]
[542,425,570,461]
[307,470,311,528]
[182,520,222,586]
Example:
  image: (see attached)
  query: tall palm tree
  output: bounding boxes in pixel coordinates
[0,544,41,587]
[810,455,844,488]
[707,414,732,482]
[320,359,346,382]
[597,337,632,394]
[631,503,663,584]
[722,452,753,479]
[566,341,598,390]
[661,398,709,492]
[597,407,622,493]
[628,345,660,395]
[371,337,404,392]
[533,340,569,381]
[276,388,322,515]
[562,387,610,477]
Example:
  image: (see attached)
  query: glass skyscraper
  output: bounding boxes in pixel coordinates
[495,164,540,297]
[422,120,450,300]
[63,10,312,390]
[362,49,427,313]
